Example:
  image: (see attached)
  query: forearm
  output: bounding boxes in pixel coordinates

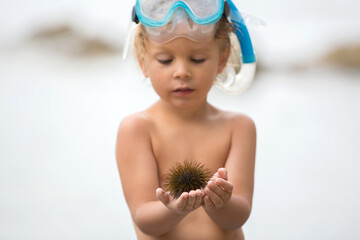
[134,200,187,236]
[203,194,251,230]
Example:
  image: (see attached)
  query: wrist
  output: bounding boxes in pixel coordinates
[202,200,229,212]
[166,205,191,215]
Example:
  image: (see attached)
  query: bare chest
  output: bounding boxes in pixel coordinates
[150,122,232,178]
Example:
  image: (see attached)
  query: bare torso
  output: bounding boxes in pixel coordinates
[133,103,245,240]
[134,210,244,240]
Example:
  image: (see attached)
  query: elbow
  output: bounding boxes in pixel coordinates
[221,201,252,231]
[137,227,163,237]
[133,218,160,237]
[223,213,251,231]
[236,202,252,229]
[236,208,252,230]
[133,212,167,237]
[236,201,252,228]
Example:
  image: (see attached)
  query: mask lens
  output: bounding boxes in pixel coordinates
[185,0,221,19]
[138,0,221,43]
[138,0,222,23]
[139,0,177,20]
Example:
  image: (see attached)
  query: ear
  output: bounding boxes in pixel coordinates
[217,47,230,74]
[137,54,149,77]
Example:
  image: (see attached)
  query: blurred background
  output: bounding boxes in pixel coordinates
[0,0,359,239]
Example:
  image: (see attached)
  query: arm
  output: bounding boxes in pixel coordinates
[135,188,204,236]
[116,114,203,236]
[203,115,256,230]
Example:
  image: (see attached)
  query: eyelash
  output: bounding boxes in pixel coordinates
[191,58,205,64]
[158,59,173,65]
[157,58,206,65]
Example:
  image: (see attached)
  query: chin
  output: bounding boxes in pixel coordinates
[172,102,194,109]
[172,98,206,109]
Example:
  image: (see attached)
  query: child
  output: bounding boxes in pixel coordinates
[116,0,256,239]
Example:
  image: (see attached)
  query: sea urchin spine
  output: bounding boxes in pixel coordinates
[162,160,212,198]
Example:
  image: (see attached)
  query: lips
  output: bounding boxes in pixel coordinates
[173,87,194,92]
[172,87,195,95]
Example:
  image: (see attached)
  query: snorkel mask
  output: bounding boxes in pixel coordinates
[124,0,257,95]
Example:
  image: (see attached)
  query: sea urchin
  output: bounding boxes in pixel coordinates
[162,160,212,198]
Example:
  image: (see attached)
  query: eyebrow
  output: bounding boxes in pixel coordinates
[192,47,213,52]
[155,45,213,53]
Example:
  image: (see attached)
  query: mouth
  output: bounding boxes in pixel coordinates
[172,87,194,93]
[172,87,195,95]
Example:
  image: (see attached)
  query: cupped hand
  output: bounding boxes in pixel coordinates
[156,188,204,214]
[203,168,233,209]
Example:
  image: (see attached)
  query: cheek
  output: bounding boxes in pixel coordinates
[148,67,169,91]
[202,61,221,78]
[149,70,168,87]
[149,79,165,98]
[146,63,161,80]
[197,70,216,89]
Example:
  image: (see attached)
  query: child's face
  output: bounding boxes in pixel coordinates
[139,37,229,109]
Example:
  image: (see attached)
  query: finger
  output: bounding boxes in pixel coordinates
[207,181,228,200]
[215,178,233,193]
[203,194,215,209]
[207,175,217,187]
[193,189,204,209]
[176,192,189,210]
[205,186,223,208]
[218,168,228,180]
[156,188,170,205]
[185,190,197,209]
[210,171,220,182]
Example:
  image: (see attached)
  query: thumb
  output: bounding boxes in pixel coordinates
[156,188,170,204]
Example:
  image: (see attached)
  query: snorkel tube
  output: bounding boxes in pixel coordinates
[215,0,257,95]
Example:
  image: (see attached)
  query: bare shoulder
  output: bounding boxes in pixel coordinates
[116,111,155,163]
[216,109,256,134]
[231,113,256,133]
[230,113,256,150]
[118,112,150,131]
[117,111,153,139]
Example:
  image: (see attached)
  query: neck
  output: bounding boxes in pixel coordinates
[156,99,213,122]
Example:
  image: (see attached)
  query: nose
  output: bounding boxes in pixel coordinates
[173,60,191,80]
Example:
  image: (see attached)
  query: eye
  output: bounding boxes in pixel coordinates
[191,58,205,64]
[158,59,173,65]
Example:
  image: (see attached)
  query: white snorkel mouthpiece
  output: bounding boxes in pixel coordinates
[215,63,256,95]
[215,32,256,95]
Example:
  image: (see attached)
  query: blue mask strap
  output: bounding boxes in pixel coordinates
[226,0,256,63]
